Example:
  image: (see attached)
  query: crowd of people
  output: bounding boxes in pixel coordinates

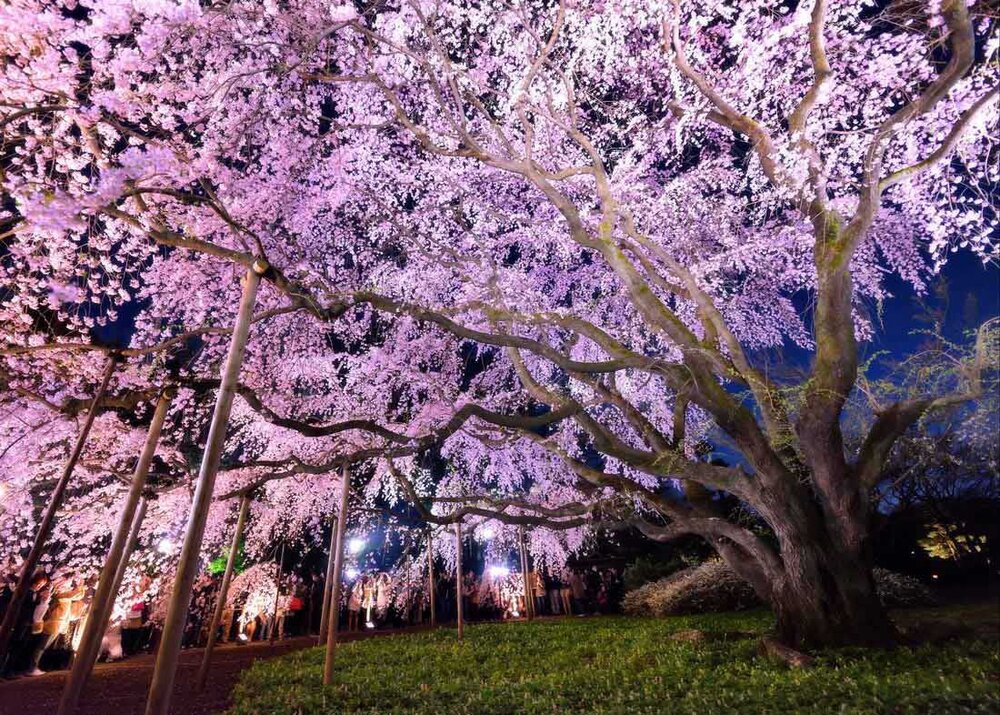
[0,557,619,679]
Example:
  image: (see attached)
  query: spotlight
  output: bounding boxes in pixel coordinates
[348,537,365,554]
[345,567,359,579]
[487,565,510,578]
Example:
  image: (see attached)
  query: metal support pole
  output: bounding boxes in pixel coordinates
[59,388,172,714]
[317,515,338,645]
[269,541,285,644]
[195,493,250,690]
[144,261,265,715]
[0,355,117,665]
[322,464,351,685]
[455,521,464,641]
[426,531,436,627]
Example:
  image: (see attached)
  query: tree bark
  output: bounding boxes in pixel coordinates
[770,546,894,648]
[710,478,897,649]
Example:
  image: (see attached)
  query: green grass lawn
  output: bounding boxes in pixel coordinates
[229,604,998,714]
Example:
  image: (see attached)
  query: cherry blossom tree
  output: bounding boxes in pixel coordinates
[2,0,997,652]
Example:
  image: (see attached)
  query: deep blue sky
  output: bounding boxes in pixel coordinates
[868,252,998,358]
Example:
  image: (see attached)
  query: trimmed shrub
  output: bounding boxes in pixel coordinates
[873,567,935,607]
[623,560,760,616]
[623,561,932,616]
[622,554,702,591]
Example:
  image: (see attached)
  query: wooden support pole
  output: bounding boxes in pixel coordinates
[144,261,265,715]
[426,531,436,627]
[322,464,351,685]
[0,355,117,666]
[519,525,534,620]
[269,541,285,644]
[455,521,464,641]
[317,515,338,645]
[59,388,172,715]
[111,497,148,610]
[195,493,250,690]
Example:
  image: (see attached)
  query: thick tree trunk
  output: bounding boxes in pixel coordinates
[710,470,897,649]
[771,545,895,648]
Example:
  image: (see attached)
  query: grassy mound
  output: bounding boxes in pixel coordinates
[229,605,997,715]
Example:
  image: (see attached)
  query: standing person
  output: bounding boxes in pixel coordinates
[67,582,91,652]
[559,577,573,616]
[375,573,391,625]
[2,572,49,676]
[286,586,305,636]
[307,572,322,635]
[121,576,151,655]
[466,572,482,621]
[0,557,21,630]
[568,570,586,616]
[596,583,609,614]
[348,577,362,631]
[531,571,547,616]
[548,575,563,615]
[361,575,375,629]
[27,577,84,676]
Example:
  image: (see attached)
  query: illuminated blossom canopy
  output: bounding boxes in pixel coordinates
[1,0,996,648]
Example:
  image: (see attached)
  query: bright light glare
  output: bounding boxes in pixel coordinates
[479,526,495,540]
[345,567,359,579]
[488,565,510,578]
[348,537,365,554]
[156,538,174,554]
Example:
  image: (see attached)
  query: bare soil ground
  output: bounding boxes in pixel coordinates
[0,630,390,715]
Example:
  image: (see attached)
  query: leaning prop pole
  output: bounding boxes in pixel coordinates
[455,521,464,641]
[59,388,173,715]
[109,497,148,618]
[317,514,339,645]
[269,540,286,644]
[195,493,251,690]
[518,525,534,620]
[0,355,117,665]
[426,531,436,627]
[321,463,351,685]
[144,260,266,715]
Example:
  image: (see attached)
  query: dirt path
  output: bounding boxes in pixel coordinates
[0,630,389,715]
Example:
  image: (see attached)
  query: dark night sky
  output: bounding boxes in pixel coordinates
[867,252,998,356]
